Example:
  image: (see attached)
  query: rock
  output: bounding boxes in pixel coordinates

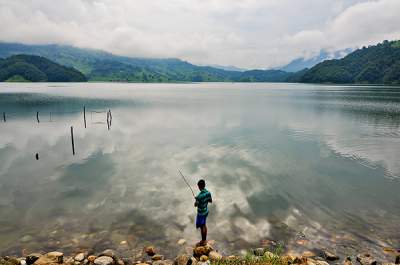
[20,260,27,265]
[20,235,34,243]
[264,252,279,260]
[323,251,339,261]
[153,261,173,265]
[151,255,164,261]
[199,256,208,262]
[307,258,318,265]
[46,252,64,264]
[65,258,75,265]
[174,255,190,265]
[100,250,118,260]
[253,248,266,256]
[316,261,330,265]
[26,255,42,265]
[144,246,156,257]
[88,257,97,263]
[116,260,124,265]
[1,257,20,265]
[33,257,58,265]
[343,257,353,265]
[396,255,400,265]
[193,245,213,257]
[208,251,222,261]
[197,262,209,265]
[356,254,377,265]
[75,254,85,262]
[177,239,186,246]
[303,252,316,258]
[94,257,114,265]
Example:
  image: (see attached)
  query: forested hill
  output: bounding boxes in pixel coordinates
[0,42,291,82]
[299,40,400,84]
[0,55,87,82]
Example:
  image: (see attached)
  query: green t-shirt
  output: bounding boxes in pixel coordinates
[196,189,212,216]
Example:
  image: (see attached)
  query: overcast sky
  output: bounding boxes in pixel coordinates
[1,0,400,69]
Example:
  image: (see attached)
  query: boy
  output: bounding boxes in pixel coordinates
[194,179,212,245]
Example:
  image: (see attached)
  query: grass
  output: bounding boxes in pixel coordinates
[211,244,286,265]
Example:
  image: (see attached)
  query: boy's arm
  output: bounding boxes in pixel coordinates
[194,196,199,207]
[209,194,212,203]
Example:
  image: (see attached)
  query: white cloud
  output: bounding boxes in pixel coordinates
[0,0,399,68]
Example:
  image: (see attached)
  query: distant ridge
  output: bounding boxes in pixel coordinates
[298,40,400,84]
[0,42,292,82]
[0,54,87,82]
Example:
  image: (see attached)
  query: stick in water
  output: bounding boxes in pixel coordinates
[178,170,195,198]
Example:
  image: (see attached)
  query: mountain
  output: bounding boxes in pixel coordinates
[208,64,246,72]
[0,42,291,82]
[280,49,352,72]
[299,40,400,84]
[0,54,87,82]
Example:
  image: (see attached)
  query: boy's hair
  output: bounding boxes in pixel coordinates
[197,179,206,189]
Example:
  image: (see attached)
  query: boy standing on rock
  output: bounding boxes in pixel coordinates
[194,179,212,246]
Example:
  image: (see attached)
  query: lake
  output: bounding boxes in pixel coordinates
[0,83,399,260]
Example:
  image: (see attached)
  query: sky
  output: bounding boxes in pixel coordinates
[1,0,400,69]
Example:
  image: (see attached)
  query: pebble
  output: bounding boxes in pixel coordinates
[99,250,118,260]
[20,235,33,243]
[144,246,156,257]
[88,256,97,263]
[199,256,208,262]
[75,254,85,262]
[177,239,186,246]
[46,252,64,264]
[208,251,222,261]
[174,255,190,265]
[323,250,339,261]
[94,257,114,265]
[356,254,377,265]
[151,255,163,261]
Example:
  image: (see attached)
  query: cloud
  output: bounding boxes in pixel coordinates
[0,0,399,68]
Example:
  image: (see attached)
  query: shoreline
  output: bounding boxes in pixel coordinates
[1,241,399,265]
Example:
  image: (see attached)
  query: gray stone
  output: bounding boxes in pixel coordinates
[99,250,118,261]
[94,257,114,265]
[75,254,85,262]
[20,235,34,243]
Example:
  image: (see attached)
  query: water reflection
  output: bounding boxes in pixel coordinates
[0,83,399,261]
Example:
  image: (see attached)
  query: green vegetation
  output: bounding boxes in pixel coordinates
[212,246,285,265]
[299,40,400,84]
[0,54,87,82]
[0,42,292,82]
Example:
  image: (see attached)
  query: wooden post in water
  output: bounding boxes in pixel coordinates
[83,106,87,128]
[108,109,112,126]
[71,126,75,155]
[2,112,5,122]
[36,111,40,123]
[106,111,110,130]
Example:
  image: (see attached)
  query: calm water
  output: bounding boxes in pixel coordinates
[0,83,399,260]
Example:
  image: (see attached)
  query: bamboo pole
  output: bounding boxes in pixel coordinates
[71,126,75,155]
[83,106,87,128]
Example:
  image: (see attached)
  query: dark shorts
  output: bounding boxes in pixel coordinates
[196,213,208,228]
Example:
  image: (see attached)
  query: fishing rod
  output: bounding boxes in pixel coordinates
[178,169,196,198]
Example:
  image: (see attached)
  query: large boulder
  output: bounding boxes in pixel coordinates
[193,245,213,257]
[356,254,377,265]
[94,257,114,265]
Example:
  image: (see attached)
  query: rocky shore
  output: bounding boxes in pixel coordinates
[1,242,399,265]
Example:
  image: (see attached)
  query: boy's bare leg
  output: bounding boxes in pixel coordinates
[200,225,207,245]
